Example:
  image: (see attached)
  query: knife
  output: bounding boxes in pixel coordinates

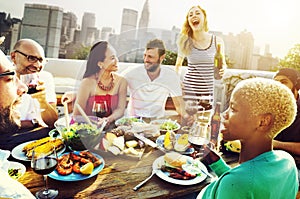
[133,133,166,153]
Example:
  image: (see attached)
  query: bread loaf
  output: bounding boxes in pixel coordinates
[164,152,187,168]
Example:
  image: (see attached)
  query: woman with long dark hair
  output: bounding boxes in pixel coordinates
[73,41,127,125]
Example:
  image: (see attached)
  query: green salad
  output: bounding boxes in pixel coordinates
[62,123,101,151]
[160,121,179,131]
[116,117,143,126]
[63,123,100,139]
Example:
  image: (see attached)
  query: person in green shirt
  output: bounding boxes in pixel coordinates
[198,77,299,199]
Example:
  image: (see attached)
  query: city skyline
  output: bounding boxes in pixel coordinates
[2,0,300,59]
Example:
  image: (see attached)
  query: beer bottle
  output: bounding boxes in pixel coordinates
[214,43,223,80]
[210,102,221,146]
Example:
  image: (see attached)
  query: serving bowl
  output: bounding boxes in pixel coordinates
[115,116,144,126]
[150,119,181,133]
[54,116,104,151]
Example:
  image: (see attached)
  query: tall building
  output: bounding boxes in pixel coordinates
[101,27,115,41]
[264,44,271,56]
[120,8,138,40]
[61,12,77,44]
[138,0,149,33]
[80,12,96,45]
[59,12,77,58]
[236,30,254,69]
[0,12,22,54]
[137,0,150,48]
[21,4,63,58]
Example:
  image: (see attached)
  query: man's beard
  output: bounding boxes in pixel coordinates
[0,106,20,133]
[145,60,160,72]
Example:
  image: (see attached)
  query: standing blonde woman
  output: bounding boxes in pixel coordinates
[176,5,226,111]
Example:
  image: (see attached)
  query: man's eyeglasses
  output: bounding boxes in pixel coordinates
[14,50,44,63]
[0,70,15,78]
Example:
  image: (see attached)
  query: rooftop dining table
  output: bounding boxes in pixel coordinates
[12,115,239,199]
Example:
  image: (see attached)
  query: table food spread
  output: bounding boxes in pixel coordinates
[10,116,239,199]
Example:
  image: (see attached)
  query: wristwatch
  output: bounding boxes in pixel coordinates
[31,118,39,128]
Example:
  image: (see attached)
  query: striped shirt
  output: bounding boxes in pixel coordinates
[183,35,216,110]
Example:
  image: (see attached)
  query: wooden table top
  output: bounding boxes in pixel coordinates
[15,115,239,199]
[17,147,238,199]
[19,149,237,198]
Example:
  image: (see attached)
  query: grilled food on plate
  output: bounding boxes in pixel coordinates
[162,152,196,180]
[22,137,64,158]
[22,137,51,152]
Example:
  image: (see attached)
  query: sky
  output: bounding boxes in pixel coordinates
[2,0,300,58]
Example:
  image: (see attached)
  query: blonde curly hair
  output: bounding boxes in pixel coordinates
[232,77,297,139]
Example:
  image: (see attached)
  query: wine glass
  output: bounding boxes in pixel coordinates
[188,121,211,157]
[185,100,198,116]
[20,73,39,94]
[182,100,198,129]
[92,101,108,118]
[31,146,58,199]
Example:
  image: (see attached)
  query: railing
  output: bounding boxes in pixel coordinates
[43,58,274,112]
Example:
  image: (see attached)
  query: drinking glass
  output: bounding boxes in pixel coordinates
[31,146,58,199]
[185,100,198,116]
[182,100,199,130]
[20,73,39,94]
[188,121,211,157]
[92,101,108,118]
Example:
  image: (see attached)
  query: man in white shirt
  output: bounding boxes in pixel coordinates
[123,39,187,118]
[10,39,58,128]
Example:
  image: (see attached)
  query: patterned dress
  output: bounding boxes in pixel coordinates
[183,35,216,110]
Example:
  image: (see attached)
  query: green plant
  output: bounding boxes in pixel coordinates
[162,50,187,66]
[71,45,91,60]
[279,44,300,71]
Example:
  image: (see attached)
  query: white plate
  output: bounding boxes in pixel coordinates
[155,134,194,155]
[152,156,208,185]
[150,119,180,132]
[7,161,26,180]
[11,139,66,162]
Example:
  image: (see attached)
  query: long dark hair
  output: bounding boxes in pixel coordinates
[83,41,108,78]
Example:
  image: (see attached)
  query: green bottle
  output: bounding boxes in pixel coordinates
[214,43,223,80]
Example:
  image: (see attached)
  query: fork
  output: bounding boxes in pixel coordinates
[133,169,158,191]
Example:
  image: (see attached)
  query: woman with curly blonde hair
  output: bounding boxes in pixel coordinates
[198,77,298,199]
[175,5,226,111]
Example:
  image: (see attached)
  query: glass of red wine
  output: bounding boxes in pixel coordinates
[92,101,108,118]
[31,146,58,199]
[20,73,39,94]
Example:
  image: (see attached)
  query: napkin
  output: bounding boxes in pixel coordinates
[0,149,10,171]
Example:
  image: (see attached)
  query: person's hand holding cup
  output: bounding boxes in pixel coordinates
[20,73,40,94]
